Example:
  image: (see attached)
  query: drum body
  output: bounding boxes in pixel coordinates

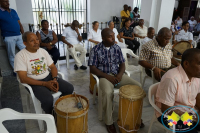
[54,94,89,133]
[172,41,192,59]
[118,85,146,133]
[89,73,98,95]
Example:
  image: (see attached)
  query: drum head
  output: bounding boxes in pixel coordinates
[173,41,192,55]
[119,85,146,100]
[56,97,87,113]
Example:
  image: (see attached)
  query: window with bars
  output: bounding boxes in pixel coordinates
[31,0,87,34]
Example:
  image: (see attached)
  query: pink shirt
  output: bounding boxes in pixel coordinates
[155,65,200,117]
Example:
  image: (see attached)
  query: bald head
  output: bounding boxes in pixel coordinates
[101,28,113,38]
[158,27,171,37]
[22,31,34,42]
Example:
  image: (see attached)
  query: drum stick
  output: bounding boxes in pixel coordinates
[74,92,82,109]
[79,97,85,110]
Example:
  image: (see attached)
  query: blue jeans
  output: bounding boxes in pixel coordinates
[3,35,25,69]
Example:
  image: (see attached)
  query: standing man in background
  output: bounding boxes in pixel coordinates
[0,0,25,71]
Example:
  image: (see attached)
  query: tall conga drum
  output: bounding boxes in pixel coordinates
[54,94,89,133]
[172,41,193,59]
[89,73,98,95]
[118,85,146,133]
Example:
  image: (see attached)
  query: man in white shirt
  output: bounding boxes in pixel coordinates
[141,27,155,45]
[188,16,197,32]
[61,20,87,70]
[175,21,193,44]
[14,32,74,114]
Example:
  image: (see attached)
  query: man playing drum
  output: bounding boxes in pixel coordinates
[88,28,142,133]
[139,27,180,81]
[14,32,74,114]
[156,48,200,133]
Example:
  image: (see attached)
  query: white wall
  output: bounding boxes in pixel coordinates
[141,0,175,33]
[16,0,34,32]
[89,0,133,28]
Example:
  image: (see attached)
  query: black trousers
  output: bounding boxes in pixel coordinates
[125,39,140,53]
[158,116,200,133]
[47,47,60,64]
[193,32,200,37]
[29,74,74,114]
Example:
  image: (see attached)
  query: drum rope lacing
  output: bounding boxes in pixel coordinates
[117,97,143,132]
[54,108,88,133]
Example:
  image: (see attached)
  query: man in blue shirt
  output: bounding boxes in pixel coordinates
[0,0,25,69]
[193,22,200,36]
[88,28,141,133]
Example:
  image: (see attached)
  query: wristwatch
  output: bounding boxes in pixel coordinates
[52,77,58,80]
[50,42,52,45]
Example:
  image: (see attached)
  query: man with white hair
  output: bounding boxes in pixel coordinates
[188,16,197,32]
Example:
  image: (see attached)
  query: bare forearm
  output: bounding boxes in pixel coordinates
[134,34,141,38]
[90,66,108,78]
[89,39,97,43]
[139,60,154,70]
[117,63,125,77]
[51,39,58,45]
[19,76,44,86]
[51,67,58,78]
[20,25,24,34]
[62,38,72,46]
[77,34,82,41]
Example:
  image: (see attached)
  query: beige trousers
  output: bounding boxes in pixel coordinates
[68,44,87,67]
[99,74,141,125]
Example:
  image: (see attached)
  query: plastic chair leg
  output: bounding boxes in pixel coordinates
[98,88,103,121]
[148,115,156,133]
[66,52,69,69]
[33,99,44,131]
[142,76,148,89]
[26,94,31,113]
[93,85,97,105]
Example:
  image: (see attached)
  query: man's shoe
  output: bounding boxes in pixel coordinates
[80,65,87,70]
[74,64,78,70]
[106,124,117,133]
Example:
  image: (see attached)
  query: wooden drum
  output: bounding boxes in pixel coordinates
[54,94,89,133]
[172,41,192,59]
[89,73,98,95]
[118,85,146,133]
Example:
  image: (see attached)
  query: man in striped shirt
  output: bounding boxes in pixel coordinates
[88,28,141,133]
[139,27,180,81]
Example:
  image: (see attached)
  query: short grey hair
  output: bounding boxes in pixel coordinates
[22,31,33,42]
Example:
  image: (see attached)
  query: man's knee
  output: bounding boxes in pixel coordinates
[99,79,114,95]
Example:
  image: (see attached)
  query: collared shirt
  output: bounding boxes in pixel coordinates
[121,10,130,22]
[88,42,125,75]
[134,25,147,37]
[112,28,119,42]
[141,37,152,45]
[87,29,102,42]
[155,65,200,117]
[0,7,20,37]
[175,29,193,42]
[62,26,82,45]
[119,27,133,37]
[194,23,200,31]
[139,38,172,69]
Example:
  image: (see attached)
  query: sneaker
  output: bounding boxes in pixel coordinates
[80,65,87,70]
[74,64,78,70]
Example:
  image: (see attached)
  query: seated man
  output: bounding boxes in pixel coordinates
[174,21,193,45]
[193,21,200,36]
[141,27,155,45]
[156,48,200,133]
[139,27,180,81]
[88,28,142,133]
[61,20,87,70]
[14,32,74,114]
[188,16,197,32]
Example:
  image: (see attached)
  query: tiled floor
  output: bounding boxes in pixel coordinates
[19,58,166,133]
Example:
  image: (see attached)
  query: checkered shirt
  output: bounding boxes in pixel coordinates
[88,42,125,75]
[139,38,173,69]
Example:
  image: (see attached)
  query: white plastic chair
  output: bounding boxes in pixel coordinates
[119,38,128,49]
[148,83,175,133]
[65,42,87,69]
[121,49,142,84]
[92,71,130,120]
[135,37,142,55]
[18,72,64,131]
[0,108,57,133]
[141,66,157,89]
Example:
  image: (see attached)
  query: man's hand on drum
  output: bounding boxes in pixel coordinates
[106,75,119,85]
[44,80,59,92]
[153,67,166,81]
